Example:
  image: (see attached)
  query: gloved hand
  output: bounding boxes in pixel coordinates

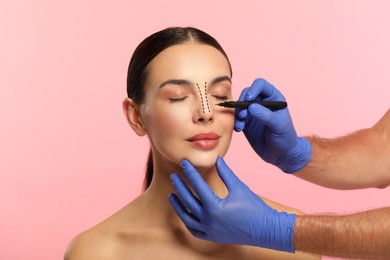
[235,78,312,173]
[168,157,296,253]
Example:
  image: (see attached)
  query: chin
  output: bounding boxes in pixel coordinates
[183,152,222,170]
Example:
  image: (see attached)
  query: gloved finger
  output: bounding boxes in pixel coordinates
[235,87,249,119]
[237,109,248,119]
[215,157,243,193]
[168,193,203,231]
[244,78,268,101]
[237,87,250,101]
[236,87,249,119]
[170,173,202,217]
[186,226,207,240]
[245,78,285,101]
[234,119,246,132]
[248,104,291,135]
[247,103,273,123]
[234,108,248,132]
[234,87,249,132]
[180,160,220,206]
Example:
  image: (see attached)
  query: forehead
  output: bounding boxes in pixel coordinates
[145,43,231,85]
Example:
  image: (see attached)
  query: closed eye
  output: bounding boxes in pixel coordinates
[169,97,188,103]
[212,95,229,101]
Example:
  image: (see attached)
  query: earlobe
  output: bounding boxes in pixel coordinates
[122,98,147,136]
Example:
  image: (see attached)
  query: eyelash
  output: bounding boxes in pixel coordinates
[212,95,229,101]
[169,97,188,103]
[169,95,229,103]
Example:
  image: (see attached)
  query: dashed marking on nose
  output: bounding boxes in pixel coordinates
[204,82,210,113]
[196,83,205,114]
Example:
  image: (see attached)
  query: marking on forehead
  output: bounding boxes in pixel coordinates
[196,83,205,114]
[204,82,210,113]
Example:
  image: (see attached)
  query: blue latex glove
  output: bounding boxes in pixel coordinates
[235,78,312,173]
[168,157,296,253]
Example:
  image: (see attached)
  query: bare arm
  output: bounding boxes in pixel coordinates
[293,207,390,259]
[281,109,390,258]
[295,109,390,189]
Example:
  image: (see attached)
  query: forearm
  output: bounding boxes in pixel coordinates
[295,109,390,189]
[293,207,390,259]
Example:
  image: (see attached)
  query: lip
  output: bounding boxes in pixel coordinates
[187,132,220,149]
[187,132,219,141]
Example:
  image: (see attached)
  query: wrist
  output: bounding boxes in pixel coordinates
[277,212,297,253]
[279,137,312,173]
[255,211,297,253]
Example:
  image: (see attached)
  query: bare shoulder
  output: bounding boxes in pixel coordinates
[376,108,390,127]
[373,108,390,147]
[64,225,116,260]
[64,199,147,260]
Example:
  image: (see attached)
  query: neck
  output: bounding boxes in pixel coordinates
[141,157,228,230]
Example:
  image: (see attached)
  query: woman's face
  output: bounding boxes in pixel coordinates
[140,42,234,169]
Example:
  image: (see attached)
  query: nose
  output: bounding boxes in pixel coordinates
[194,82,213,123]
[195,107,214,123]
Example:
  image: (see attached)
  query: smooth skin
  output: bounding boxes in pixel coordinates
[64,45,318,259]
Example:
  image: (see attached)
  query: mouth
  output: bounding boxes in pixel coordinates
[187,132,220,149]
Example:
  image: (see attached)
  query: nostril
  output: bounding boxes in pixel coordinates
[196,115,213,123]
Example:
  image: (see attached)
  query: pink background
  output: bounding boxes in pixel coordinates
[1,1,389,259]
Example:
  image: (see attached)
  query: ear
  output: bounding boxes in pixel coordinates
[122,98,147,136]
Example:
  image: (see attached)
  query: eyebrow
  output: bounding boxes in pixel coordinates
[159,79,192,89]
[158,75,231,89]
[209,75,232,86]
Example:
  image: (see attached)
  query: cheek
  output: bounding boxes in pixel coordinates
[217,108,235,130]
[222,113,235,148]
[147,105,191,137]
[224,115,235,138]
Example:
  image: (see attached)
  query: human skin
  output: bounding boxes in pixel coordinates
[294,207,390,259]
[295,109,390,189]
[172,72,389,258]
[64,42,318,259]
[137,43,234,170]
[234,78,390,257]
[291,109,390,258]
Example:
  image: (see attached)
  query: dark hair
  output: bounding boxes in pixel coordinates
[126,27,232,190]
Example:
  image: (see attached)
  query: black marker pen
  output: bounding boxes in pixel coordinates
[216,101,287,110]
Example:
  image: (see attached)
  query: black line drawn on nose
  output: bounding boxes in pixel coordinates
[196,83,205,114]
[204,82,210,113]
